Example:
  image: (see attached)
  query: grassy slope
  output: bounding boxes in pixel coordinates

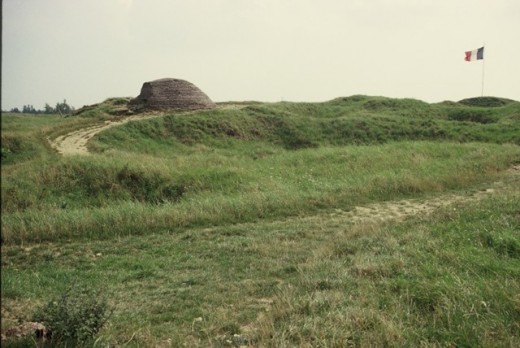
[2,183,519,346]
[1,96,519,346]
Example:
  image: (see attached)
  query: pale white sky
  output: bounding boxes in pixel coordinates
[2,0,519,110]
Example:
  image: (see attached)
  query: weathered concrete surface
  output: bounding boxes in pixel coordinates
[129,78,216,111]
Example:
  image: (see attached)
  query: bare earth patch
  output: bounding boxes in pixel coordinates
[309,164,520,226]
[330,180,516,226]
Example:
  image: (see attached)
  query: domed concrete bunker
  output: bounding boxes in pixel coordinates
[128,78,216,111]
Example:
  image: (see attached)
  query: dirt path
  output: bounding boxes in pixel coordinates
[49,114,161,155]
[322,164,520,225]
[49,104,246,155]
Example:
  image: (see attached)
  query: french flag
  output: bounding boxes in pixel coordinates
[465,47,484,61]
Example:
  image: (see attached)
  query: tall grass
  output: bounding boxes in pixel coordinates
[252,190,520,347]
[1,112,113,165]
[2,182,518,346]
[1,114,62,164]
[2,142,519,244]
[3,95,520,244]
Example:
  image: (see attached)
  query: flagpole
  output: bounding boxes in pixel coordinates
[481,44,485,97]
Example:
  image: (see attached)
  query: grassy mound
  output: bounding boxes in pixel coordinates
[73,97,133,117]
[458,96,516,107]
[85,96,520,158]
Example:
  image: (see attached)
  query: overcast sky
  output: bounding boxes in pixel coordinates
[2,0,519,110]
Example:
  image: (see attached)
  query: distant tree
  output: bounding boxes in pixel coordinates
[9,99,74,115]
[44,103,55,114]
[55,99,73,115]
[22,105,36,113]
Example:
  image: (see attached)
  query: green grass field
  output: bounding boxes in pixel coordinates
[1,96,519,346]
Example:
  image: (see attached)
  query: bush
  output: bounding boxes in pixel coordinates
[32,284,112,345]
[1,135,38,164]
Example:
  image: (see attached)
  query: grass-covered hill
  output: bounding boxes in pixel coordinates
[1,95,519,346]
[2,95,519,240]
[90,95,520,153]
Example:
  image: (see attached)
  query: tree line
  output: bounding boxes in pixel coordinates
[9,99,75,115]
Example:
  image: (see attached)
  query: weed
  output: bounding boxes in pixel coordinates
[32,284,112,345]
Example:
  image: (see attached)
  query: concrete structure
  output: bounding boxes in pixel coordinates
[129,78,216,111]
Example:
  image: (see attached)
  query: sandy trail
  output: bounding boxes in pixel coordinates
[320,164,520,225]
[49,105,245,155]
[49,114,161,155]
